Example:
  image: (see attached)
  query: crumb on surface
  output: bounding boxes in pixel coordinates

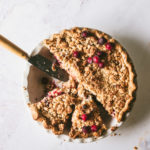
[133,146,138,150]
[111,126,118,131]
[23,86,27,90]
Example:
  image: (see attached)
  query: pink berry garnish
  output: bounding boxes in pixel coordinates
[81,31,88,38]
[87,57,92,64]
[91,125,97,132]
[93,55,100,64]
[105,42,113,50]
[73,51,79,58]
[81,114,87,121]
[99,62,104,68]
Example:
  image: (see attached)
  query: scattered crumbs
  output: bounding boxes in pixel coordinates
[133,146,138,150]
[113,133,117,136]
[93,137,97,141]
[23,86,27,90]
[111,126,118,131]
[111,132,121,136]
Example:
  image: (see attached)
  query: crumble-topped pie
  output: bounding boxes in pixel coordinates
[28,27,136,139]
[44,27,136,122]
[69,98,106,138]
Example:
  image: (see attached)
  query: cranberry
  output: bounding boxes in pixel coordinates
[99,62,104,68]
[81,114,88,121]
[93,55,100,64]
[91,125,97,132]
[105,42,113,50]
[98,37,107,45]
[53,90,57,95]
[73,51,79,58]
[87,57,92,64]
[81,31,88,38]
[82,126,90,133]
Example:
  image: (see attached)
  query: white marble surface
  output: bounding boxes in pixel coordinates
[0,0,150,149]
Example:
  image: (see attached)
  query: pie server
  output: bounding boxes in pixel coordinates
[0,34,69,82]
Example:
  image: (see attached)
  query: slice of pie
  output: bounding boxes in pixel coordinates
[44,27,136,122]
[69,98,106,138]
[28,87,76,135]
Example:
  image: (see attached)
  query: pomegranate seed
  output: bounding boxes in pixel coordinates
[82,126,90,133]
[99,62,104,68]
[81,31,88,38]
[93,55,100,64]
[87,57,92,64]
[81,114,88,121]
[73,51,79,58]
[105,42,113,50]
[91,125,97,132]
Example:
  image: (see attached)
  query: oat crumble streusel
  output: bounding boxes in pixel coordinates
[44,27,136,122]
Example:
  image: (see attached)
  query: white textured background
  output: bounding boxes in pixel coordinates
[0,0,150,150]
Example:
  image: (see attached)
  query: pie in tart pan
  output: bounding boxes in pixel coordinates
[23,27,137,143]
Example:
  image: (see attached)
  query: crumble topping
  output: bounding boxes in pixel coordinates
[44,27,136,122]
[28,77,106,138]
[28,89,76,135]
[69,98,106,138]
